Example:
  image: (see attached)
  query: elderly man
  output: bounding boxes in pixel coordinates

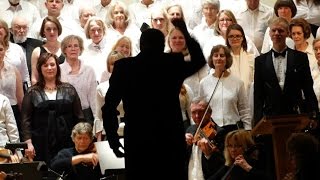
[10,16,43,80]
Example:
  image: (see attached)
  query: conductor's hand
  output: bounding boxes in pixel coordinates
[111,141,124,157]
[171,19,191,40]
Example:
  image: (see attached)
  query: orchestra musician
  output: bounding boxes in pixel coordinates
[185,96,225,179]
[50,122,102,180]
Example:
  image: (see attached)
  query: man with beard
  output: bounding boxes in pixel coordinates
[10,16,43,87]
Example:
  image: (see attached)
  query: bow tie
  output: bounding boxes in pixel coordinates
[272,49,287,58]
[94,45,101,51]
[16,41,27,48]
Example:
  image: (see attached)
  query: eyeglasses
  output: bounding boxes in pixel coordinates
[226,144,242,149]
[227,35,243,40]
[219,18,232,22]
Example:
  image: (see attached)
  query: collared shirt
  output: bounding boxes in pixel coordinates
[0,94,19,147]
[94,1,113,22]
[235,3,273,52]
[293,0,320,26]
[5,42,30,85]
[0,1,40,28]
[60,60,97,111]
[272,48,287,90]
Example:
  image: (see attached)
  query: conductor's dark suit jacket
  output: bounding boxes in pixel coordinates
[253,48,319,125]
[102,38,206,179]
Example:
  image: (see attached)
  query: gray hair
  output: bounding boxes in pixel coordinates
[71,122,94,141]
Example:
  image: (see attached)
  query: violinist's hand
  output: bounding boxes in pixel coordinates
[25,140,35,161]
[197,138,217,157]
[81,153,99,167]
[234,155,252,172]
[282,172,295,180]
[96,131,102,142]
[185,133,194,146]
[10,154,20,163]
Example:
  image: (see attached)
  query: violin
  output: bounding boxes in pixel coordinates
[0,148,11,164]
[81,142,98,167]
[194,120,218,149]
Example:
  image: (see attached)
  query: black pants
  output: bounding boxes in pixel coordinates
[11,105,22,140]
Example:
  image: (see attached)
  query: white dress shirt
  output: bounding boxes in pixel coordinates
[0,94,19,147]
[293,0,320,26]
[199,73,252,129]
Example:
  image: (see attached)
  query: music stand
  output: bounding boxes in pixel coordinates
[252,114,310,180]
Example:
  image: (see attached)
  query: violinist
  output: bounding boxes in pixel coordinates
[208,129,266,180]
[50,122,102,180]
[185,96,225,179]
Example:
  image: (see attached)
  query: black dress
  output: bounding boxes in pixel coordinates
[21,83,84,164]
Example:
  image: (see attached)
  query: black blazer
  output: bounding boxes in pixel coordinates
[253,48,319,125]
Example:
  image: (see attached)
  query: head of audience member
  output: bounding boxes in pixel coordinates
[106,50,125,74]
[289,18,311,47]
[140,28,164,53]
[85,16,107,44]
[0,19,10,48]
[10,16,29,43]
[166,3,186,22]
[226,23,248,52]
[36,52,62,88]
[71,122,94,153]
[224,129,255,166]
[214,10,237,37]
[151,7,171,37]
[39,16,62,40]
[190,96,213,126]
[45,0,64,17]
[168,27,188,55]
[61,35,84,60]
[313,38,320,66]
[286,133,320,178]
[246,0,260,10]
[100,0,112,7]
[208,44,233,70]
[8,0,20,6]
[111,36,132,57]
[201,0,220,26]
[108,1,131,29]
[79,6,96,29]
[268,17,289,50]
[274,0,297,21]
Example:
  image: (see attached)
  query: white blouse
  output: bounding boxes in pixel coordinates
[199,73,252,130]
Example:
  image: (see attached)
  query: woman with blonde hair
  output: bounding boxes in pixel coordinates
[208,129,265,180]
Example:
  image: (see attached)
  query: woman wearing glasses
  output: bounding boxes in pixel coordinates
[208,130,266,180]
[202,9,259,60]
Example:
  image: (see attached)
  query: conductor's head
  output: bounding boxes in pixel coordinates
[140,28,165,53]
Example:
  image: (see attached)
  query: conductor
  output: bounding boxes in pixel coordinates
[102,19,206,180]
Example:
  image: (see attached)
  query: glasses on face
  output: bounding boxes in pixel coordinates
[219,18,232,22]
[227,35,243,40]
[227,144,242,149]
[13,25,28,31]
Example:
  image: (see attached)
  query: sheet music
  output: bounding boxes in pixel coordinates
[95,139,125,175]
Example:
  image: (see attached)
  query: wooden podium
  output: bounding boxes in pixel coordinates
[252,114,310,180]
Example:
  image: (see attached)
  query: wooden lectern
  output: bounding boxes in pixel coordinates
[252,114,310,180]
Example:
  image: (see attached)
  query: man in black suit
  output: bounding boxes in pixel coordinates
[102,19,206,180]
[10,16,43,81]
[254,17,319,180]
[254,17,319,125]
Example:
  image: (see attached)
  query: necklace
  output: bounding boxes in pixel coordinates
[44,86,57,91]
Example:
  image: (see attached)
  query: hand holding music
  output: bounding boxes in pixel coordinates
[234,155,252,172]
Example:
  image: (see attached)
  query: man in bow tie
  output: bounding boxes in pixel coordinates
[253,17,319,180]
[10,16,43,84]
